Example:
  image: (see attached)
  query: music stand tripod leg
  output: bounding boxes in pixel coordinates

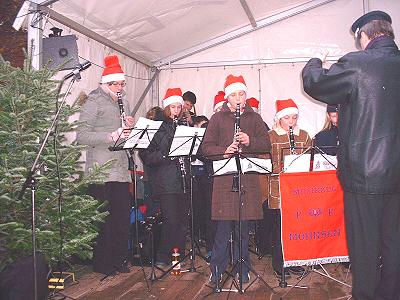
[127,153,151,291]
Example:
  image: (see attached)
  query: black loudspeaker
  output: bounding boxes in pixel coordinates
[42,35,79,70]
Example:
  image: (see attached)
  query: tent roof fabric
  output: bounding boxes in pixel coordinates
[47,0,325,66]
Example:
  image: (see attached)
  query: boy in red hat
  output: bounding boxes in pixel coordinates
[246,97,259,114]
[201,74,270,285]
[213,91,226,113]
[77,54,134,275]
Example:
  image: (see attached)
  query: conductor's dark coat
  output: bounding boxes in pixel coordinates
[302,37,400,194]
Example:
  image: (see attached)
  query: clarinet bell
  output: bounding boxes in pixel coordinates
[231,174,239,192]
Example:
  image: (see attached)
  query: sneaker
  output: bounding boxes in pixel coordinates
[274,268,291,279]
[117,260,130,273]
[341,262,350,269]
[205,251,212,264]
[209,273,222,284]
[155,260,168,268]
[288,266,305,276]
[236,273,250,284]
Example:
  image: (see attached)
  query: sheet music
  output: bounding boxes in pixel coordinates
[213,157,272,175]
[124,117,162,149]
[313,154,337,171]
[241,157,272,174]
[168,125,206,157]
[213,158,238,176]
[283,154,311,173]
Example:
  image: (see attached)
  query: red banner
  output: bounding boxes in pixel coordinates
[279,170,349,267]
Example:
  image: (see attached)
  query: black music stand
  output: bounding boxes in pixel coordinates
[205,152,275,295]
[108,118,161,290]
[274,146,311,290]
[152,126,206,281]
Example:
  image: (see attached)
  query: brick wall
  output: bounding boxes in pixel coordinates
[0,0,27,68]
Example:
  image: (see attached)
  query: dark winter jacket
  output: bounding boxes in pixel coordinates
[201,103,271,220]
[302,37,400,194]
[139,119,186,196]
[314,125,338,156]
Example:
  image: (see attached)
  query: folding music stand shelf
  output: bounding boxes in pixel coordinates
[108,118,161,291]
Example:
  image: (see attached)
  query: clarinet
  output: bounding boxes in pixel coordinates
[289,126,295,154]
[117,92,125,125]
[116,92,134,170]
[173,116,187,193]
[231,103,241,192]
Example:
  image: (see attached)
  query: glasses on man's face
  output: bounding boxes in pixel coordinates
[109,81,126,87]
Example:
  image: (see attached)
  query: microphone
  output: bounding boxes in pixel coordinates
[289,126,295,154]
[64,61,92,80]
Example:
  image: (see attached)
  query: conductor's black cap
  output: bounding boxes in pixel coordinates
[351,10,392,33]
[327,105,338,113]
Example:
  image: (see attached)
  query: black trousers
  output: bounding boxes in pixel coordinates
[157,193,188,263]
[210,220,251,278]
[192,173,217,251]
[89,182,131,274]
[344,192,400,300]
[257,202,275,256]
[271,209,284,272]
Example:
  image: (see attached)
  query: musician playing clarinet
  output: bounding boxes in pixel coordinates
[77,55,134,275]
[259,99,311,279]
[139,88,189,267]
[201,75,270,285]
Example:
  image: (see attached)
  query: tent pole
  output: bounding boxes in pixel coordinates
[130,69,160,117]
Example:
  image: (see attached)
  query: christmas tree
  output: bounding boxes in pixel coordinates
[0,55,111,271]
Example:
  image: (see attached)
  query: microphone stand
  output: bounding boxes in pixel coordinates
[18,73,79,300]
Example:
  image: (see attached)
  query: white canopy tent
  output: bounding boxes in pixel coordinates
[15,0,400,136]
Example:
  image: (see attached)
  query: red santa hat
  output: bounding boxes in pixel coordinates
[213,91,226,111]
[163,88,184,108]
[247,97,259,113]
[224,74,247,97]
[101,55,125,83]
[275,99,299,120]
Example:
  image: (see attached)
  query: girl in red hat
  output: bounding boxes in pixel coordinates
[139,88,189,267]
[260,99,311,279]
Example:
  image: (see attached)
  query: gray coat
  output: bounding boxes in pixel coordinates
[303,37,400,194]
[76,87,132,183]
[201,103,271,220]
